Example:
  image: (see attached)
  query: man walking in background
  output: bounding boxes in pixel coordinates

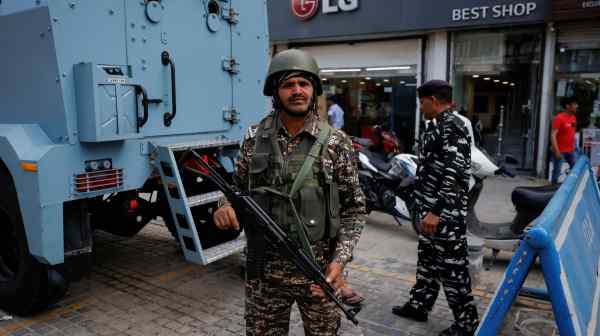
[550,96,578,184]
[327,94,345,130]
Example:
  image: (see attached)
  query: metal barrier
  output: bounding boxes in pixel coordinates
[477,156,600,336]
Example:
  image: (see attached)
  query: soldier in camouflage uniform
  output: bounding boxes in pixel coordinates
[213,49,366,336]
[392,80,479,336]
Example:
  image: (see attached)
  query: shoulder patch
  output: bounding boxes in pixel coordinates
[446,114,468,136]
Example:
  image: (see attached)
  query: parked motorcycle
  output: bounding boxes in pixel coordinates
[353,142,417,228]
[354,113,558,258]
[352,125,416,229]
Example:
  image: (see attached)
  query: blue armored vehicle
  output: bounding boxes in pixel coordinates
[0,0,269,315]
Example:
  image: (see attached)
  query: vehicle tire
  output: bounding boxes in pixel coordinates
[0,171,50,316]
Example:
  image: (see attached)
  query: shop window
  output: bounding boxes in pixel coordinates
[319,68,417,152]
[555,32,600,130]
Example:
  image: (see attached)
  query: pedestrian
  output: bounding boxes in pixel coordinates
[212,49,366,336]
[550,96,578,184]
[392,80,479,336]
[326,94,345,130]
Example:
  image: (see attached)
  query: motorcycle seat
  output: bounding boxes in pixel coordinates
[511,184,560,211]
[353,137,374,148]
[360,149,391,172]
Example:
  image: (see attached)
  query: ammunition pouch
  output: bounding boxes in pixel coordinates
[297,185,327,242]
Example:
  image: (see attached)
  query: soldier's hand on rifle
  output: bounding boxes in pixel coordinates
[422,212,440,235]
[310,261,345,300]
[213,205,240,230]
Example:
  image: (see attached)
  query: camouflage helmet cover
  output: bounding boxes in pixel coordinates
[263,49,323,96]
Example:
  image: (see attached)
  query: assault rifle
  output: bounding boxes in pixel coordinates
[185,150,360,325]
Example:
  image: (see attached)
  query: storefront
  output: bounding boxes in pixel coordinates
[267,0,549,154]
[450,27,546,171]
[551,1,600,173]
[298,40,421,152]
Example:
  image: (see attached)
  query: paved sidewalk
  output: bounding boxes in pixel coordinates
[0,176,558,336]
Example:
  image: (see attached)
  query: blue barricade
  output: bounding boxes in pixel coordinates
[477,156,600,336]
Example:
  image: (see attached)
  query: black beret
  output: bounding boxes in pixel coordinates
[417,80,453,98]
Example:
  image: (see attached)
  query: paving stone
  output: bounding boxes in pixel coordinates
[9,187,559,336]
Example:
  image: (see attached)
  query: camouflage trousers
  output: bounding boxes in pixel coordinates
[245,279,340,336]
[408,235,479,332]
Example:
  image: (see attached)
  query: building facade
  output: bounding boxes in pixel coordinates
[547,1,600,174]
[267,0,600,177]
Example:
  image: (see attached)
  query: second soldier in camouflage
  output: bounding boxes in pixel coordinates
[392,80,479,336]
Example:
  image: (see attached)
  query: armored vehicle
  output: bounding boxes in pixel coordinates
[0,0,269,315]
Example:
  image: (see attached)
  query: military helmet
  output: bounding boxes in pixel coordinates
[263,49,323,96]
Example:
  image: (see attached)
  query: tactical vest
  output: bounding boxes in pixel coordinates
[245,115,341,279]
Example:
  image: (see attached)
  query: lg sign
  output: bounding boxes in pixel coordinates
[292,0,359,20]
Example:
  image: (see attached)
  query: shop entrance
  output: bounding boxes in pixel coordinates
[453,28,544,171]
[299,39,421,153]
[321,74,417,153]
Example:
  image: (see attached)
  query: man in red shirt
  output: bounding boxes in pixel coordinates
[550,96,578,183]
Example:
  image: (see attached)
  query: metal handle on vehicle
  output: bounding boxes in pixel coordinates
[135,85,163,128]
[161,51,177,127]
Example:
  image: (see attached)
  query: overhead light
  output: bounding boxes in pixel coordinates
[484,77,491,81]
[400,81,406,84]
[322,78,328,81]
[341,80,348,83]
[494,79,500,83]
[365,77,371,80]
[366,66,411,71]
[376,83,382,86]
[472,75,480,78]
[384,79,390,82]
[320,68,361,73]
[510,83,516,86]
[502,81,509,85]
[360,82,365,85]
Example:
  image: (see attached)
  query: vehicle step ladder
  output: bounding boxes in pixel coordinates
[152,143,246,265]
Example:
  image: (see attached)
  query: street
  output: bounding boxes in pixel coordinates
[0,175,557,336]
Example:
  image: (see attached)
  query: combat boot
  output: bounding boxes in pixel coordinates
[438,324,474,336]
[391,303,428,322]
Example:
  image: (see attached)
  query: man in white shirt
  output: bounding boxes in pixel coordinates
[327,94,345,129]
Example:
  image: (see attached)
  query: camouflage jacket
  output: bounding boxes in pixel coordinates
[221,111,366,283]
[415,110,471,238]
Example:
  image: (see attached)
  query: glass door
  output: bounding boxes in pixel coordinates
[452,28,544,171]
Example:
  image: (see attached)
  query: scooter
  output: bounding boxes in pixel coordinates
[447,113,557,258]
[466,145,558,255]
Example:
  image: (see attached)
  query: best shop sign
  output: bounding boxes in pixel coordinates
[452,2,538,21]
[269,0,549,42]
